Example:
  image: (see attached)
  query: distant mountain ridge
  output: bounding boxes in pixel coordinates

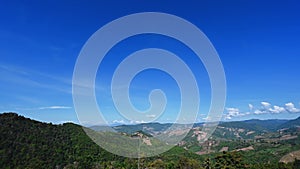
[90,118,293,135]
[218,119,289,132]
[278,116,300,129]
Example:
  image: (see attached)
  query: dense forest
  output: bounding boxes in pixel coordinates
[1,112,300,169]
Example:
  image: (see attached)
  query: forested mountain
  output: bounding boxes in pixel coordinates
[279,116,300,129]
[0,113,121,168]
[0,113,204,168]
[1,112,300,169]
[218,119,288,132]
[100,118,289,136]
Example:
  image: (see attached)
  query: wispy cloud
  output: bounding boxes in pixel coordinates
[38,106,72,110]
[0,64,29,76]
[0,63,72,94]
[130,120,146,124]
[248,104,254,111]
[146,114,156,118]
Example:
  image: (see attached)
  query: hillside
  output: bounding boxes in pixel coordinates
[0,113,122,168]
[218,119,288,132]
[92,119,290,137]
[106,116,300,167]
[0,113,203,168]
[279,116,300,129]
[1,112,300,169]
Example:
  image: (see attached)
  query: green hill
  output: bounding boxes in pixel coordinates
[278,116,300,129]
[0,113,122,168]
[0,113,202,168]
[218,119,288,132]
[1,112,300,169]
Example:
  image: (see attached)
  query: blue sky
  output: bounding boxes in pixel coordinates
[1,0,300,125]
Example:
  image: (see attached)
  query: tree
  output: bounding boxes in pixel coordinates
[214,151,246,169]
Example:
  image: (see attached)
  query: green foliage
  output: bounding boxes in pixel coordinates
[279,117,300,129]
[1,112,300,169]
[0,113,121,168]
[214,151,246,169]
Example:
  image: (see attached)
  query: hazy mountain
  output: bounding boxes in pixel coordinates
[278,116,300,129]
[90,118,292,136]
[218,119,288,132]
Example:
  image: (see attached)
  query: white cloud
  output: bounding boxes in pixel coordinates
[248,104,254,111]
[202,116,213,121]
[285,102,300,113]
[261,102,271,108]
[130,120,146,124]
[254,109,265,115]
[59,120,77,124]
[268,105,285,114]
[39,106,72,110]
[224,116,232,120]
[256,102,286,114]
[146,114,156,118]
[226,108,239,116]
[224,101,300,120]
[224,107,246,120]
[112,119,125,124]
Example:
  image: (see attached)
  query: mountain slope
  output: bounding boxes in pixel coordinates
[0,113,201,169]
[0,113,122,168]
[93,119,291,137]
[244,119,288,131]
[1,112,300,168]
[278,116,300,129]
[218,119,288,132]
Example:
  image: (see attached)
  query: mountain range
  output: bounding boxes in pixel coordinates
[1,112,300,169]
